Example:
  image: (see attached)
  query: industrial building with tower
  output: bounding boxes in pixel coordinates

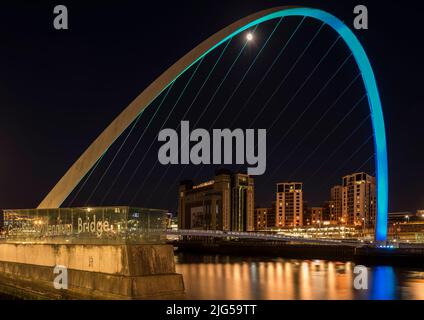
[178,169,254,232]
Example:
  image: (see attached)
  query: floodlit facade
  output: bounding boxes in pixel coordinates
[311,207,324,226]
[276,182,303,227]
[254,206,275,230]
[330,185,343,223]
[178,170,254,232]
[342,172,376,227]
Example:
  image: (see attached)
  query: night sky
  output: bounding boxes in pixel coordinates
[0,0,423,213]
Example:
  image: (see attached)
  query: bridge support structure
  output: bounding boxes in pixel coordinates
[0,243,184,299]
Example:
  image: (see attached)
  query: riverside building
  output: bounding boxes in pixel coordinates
[178,169,254,232]
[276,182,303,227]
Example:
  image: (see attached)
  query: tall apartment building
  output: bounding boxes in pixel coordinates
[330,185,343,223]
[178,169,254,231]
[276,182,303,227]
[342,172,376,227]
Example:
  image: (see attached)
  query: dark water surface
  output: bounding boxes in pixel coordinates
[175,253,424,300]
[1,253,423,300]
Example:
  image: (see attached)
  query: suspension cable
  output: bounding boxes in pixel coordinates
[228,17,306,128]
[258,74,362,186]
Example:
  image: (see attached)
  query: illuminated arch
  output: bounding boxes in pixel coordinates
[38,6,388,242]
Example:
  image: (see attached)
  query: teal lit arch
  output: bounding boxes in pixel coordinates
[39,7,388,242]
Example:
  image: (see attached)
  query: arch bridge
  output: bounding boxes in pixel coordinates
[38,6,388,242]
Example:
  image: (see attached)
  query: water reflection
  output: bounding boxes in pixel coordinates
[175,253,424,300]
[370,266,397,300]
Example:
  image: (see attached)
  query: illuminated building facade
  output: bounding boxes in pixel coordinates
[178,170,254,232]
[231,173,255,232]
[253,205,275,230]
[330,185,343,223]
[276,182,303,227]
[254,208,268,230]
[306,202,334,226]
[342,172,376,227]
[311,207,324,226]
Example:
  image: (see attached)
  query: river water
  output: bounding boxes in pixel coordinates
[175,253,424,300]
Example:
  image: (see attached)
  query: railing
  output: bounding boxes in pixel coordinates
[166,229,364,246]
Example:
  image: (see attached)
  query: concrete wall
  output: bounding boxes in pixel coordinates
[0,243,124,274]
[0,243,184,299]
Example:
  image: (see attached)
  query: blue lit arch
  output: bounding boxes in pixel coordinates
[39,7,388,242]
